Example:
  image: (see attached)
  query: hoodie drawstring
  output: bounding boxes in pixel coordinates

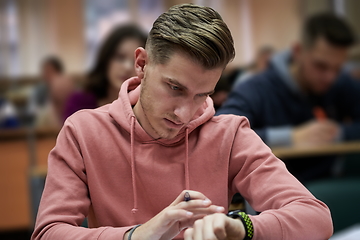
[130,122,190,214]
[130,116,138,214]
[185,128,190,190]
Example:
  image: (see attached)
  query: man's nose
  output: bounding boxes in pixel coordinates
[173,102,194,124]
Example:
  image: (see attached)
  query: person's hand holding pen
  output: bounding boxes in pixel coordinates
[292,107,341,147]
[123,190,225,240]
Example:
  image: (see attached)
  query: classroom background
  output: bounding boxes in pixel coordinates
[1,0,360,239]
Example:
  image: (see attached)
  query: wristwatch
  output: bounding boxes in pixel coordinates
[227,210,254,240]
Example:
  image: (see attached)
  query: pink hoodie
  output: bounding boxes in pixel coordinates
[32,77,333,240]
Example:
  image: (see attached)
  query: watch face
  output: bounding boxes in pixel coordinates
[227,210,242,219]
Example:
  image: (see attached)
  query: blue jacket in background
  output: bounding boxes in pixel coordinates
[217,50,360,145]
[216,50,360,182]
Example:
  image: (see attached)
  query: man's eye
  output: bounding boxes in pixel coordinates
[170,85,180,90]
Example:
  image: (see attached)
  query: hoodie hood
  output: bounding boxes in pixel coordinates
[109,76,215,145]
[270,50,302,95]
[108,76,215,214]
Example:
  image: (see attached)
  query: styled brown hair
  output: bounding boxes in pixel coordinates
[146,4,235,69]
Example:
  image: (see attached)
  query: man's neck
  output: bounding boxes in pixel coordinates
[132,100,159,139]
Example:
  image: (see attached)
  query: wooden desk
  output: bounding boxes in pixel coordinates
[272,141,360,159]
[0,127,59,141]
[0,127,58,230]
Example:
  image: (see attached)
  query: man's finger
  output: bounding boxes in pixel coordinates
[179,214,207,230]
[193,219,204,240]
[162,208,193,225]
[171,190,211,206]
[203,215,218,240]
[176,199,212,209]
[184,227,194,240]
[182,205,224,216]
[212,214,227,240]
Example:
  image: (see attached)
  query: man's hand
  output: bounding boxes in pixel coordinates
[292,120,340,146]
[124,190,225,240]
[184,213,245,240]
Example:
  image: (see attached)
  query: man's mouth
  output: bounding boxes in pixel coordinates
[163,118,184,129]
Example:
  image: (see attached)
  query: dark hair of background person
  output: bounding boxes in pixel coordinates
[42,56,64,74]
[85,24,147,99]
[303,12,356,48]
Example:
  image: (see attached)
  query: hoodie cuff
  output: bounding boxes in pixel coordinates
[98,226,134,240]
[249,213,283,240]
[266,127,292,147]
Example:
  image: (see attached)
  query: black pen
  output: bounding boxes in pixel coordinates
[184,192,191,202]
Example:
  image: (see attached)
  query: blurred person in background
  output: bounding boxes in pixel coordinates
[232,46,274,89]
[210,75,231,110]
[64,24,147,120]
[217,12,360,183]
[28,56,74,128]
[0,97,19,128]
[345,45,360,80]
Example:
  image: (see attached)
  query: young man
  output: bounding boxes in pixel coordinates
[32,4,332,240]
[217,13,360,183]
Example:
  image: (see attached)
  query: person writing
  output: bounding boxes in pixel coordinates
[217,12,360,183]
[32,4,332,240]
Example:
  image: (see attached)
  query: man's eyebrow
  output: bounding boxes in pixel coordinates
[202,90,215,96]
[168,78,214,95]
[168,79,188,90]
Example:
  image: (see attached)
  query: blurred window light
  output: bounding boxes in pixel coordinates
[239,0,253,64]
[84,0,131,70]
[137,0,164,31]
[84,0,162,71]
[333,0,346,16]
[0,0,20,78]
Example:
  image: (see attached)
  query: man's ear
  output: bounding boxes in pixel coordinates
[134,47,148,79]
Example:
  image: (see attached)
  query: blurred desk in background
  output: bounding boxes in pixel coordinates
[0,127,59,141]
[0,127,58,231]
[272,141,360,159]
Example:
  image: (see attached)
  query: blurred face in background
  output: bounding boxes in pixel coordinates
[107,38,143,91]
[41,63,57,83]
[294,37,348,94]
[254,49,274,72]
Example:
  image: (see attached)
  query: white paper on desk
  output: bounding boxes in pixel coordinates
[330,224,360,240]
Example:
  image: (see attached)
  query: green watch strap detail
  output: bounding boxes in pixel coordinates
[237,212,254,240]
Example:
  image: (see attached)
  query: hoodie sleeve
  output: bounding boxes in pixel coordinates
[229,117,333,240]
[31,119,133,240]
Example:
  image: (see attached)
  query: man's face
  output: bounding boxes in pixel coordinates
[133,49,223,139]
[296,37,348,94]
[41,63,56,83]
